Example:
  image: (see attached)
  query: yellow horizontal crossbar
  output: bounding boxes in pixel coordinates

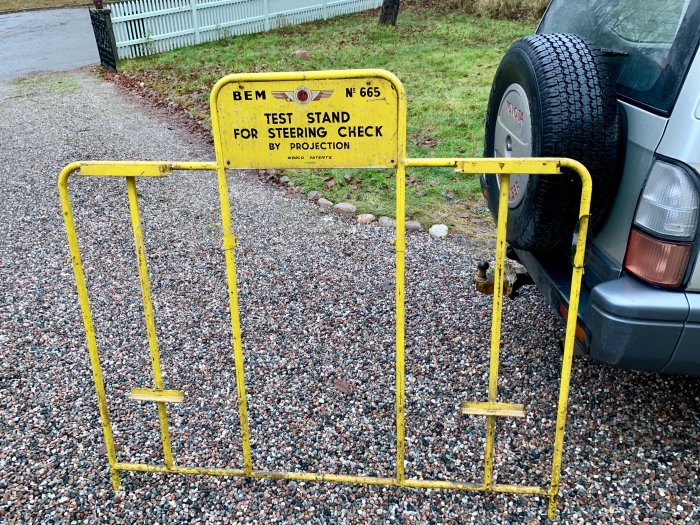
[403,157,566,175]
[128,387,184,403]
[460,401,525,418]
[79,162,173,178]
[455,159,564,175]
[75,161,219,178]
[113,462,549,496]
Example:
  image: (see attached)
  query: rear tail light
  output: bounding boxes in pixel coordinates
[625,160,699,288]
[634,161,698,238]
[624,228,691,287]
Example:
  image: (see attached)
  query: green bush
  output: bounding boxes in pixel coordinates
[415,0,549,21]
[472,0,549,20]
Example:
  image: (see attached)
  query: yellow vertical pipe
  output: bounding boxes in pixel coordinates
[547,161,592,519]
[394,79,408,485]
[125,176,174,470]
[483,173,510,488]
[215,165,253,475]
[209,78,253,475]
[58,164,121,490]
[395,163,407,484]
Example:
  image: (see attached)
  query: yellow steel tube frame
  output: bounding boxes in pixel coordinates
[59,71,591,521]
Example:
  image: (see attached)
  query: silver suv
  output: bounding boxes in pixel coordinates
[481,0,700,374]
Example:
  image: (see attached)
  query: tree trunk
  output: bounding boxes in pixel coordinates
[379,0,401,25]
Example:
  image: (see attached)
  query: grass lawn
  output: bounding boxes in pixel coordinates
[0,0,89,12]
[119,7,535,232]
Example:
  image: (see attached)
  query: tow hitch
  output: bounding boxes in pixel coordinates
[474,260,533,299]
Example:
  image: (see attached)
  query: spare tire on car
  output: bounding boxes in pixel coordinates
[481,33,621,252]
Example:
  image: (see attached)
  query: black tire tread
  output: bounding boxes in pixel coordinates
[483,34,620,252]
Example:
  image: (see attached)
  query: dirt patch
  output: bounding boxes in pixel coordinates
[103,68,212,146]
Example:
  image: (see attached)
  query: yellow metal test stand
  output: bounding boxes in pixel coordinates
[60,70,591,519]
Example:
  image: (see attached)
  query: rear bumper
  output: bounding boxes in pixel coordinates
[516,250,700,375]
[585,277,698,374]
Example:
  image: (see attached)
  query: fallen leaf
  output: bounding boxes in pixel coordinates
[333,378,352,394]
[292,49,310,60]
[417,137,438,148]
[98,443,122,455]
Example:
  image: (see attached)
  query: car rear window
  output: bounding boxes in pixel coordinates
[538,0,700,115]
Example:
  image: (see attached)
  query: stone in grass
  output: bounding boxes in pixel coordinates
[333,202,357,218]
[318,198,333,209]
[307,190,320,200]
[429,224,449,238]
[356,213,376,224]
[378,216,396,228]
[279,175,290,184]
[406,220,423,232]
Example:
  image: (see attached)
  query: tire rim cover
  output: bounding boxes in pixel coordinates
[494,83,532,209]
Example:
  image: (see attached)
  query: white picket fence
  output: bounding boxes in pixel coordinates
[110,0,382,59]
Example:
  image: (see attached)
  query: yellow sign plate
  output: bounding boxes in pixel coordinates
[212,74,401,169]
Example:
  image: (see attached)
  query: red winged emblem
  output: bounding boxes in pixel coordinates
[272,87,333,105]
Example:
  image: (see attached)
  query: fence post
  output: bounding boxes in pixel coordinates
[191,0,201,44]
[89,7,119,70]
[323,0,328,20]
[263,0,270,31]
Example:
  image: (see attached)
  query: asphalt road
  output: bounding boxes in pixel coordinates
[0,7,99,80]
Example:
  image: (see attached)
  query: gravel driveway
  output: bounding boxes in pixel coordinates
[0,71,698,524]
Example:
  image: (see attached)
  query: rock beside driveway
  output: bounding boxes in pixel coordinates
[356,213,376,224]
[429,224,449,238]
[317,197,333,209]
[406,220,423,232]
[333,202,356,218]
[378,216,396,228]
